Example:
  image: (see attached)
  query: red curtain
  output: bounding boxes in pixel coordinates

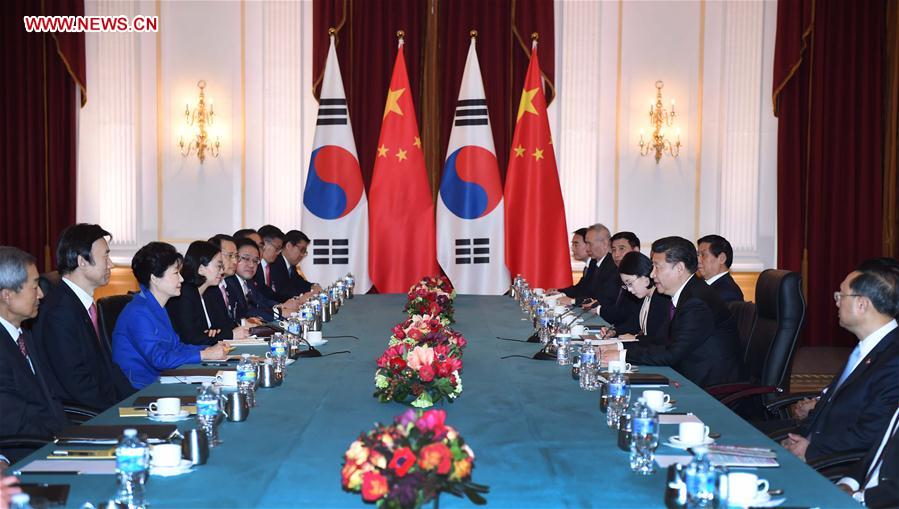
[773,0,886,347]
[313,0,554,189]
[0,0,84,271]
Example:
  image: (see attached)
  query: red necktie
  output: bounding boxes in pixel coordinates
[264,264,271,286]
[88,303,101,342]
[16,331,28,359]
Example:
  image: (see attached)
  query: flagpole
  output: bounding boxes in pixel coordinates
[397,30,405,49]
[531,31,538,51]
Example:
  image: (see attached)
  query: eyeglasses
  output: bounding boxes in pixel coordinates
[222,251,238,261]
[238,254,261,265]
[833,292,862,303]
[265,241,283,253]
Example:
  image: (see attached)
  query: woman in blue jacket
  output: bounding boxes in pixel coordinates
[113,242,228,389]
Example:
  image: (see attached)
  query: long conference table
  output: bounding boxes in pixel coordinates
[15,295,859,508]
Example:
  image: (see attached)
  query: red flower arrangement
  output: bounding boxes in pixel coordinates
[405,276,457,323]
[375,342,463,408]
[341,409,488,508]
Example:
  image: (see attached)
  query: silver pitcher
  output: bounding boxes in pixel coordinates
[257,360,283,388]
[223,391,250,422]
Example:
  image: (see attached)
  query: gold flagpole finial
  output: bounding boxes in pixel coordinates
[531,32,539,41]
[470,30,478,39]
[397,30,406,39]
[328,27,337,36]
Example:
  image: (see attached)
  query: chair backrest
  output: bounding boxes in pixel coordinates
[746,269,805,389]
[38,270,61,296]
[97,294,133,352]
[727,300,757,362]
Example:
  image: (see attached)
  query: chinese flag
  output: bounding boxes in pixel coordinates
[369,39,439,293]
[504,44,572,289]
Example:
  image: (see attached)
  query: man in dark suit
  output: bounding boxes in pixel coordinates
[573,224,639,327]
[269,230,321,301]
[225,238,302,323]
[205,234,242,329]
[0,247,69,452]
[601,236,743,388]
[255,225,285,296]
[838,404,899,508]
[33,224,135,412]
[781,264,899,462]
[555,228,590,297]
[697,234,744,302]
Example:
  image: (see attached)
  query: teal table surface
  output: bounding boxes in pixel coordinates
[14,295,859,508]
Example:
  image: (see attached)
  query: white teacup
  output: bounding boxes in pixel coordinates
[148,397,180,416]
[150,443,183,468]
[642,390,671,411]
[216,371,238,386]
[727,472,769,505]
[678,421,711,445]
[608,360,632,373]
[306,330,324,346]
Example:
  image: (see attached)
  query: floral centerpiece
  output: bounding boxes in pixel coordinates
[405,276,457,323]
[375,342,463,408]
[341,409,488,508]
[389,315,467,356]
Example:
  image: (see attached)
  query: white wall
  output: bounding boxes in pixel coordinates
[79,0,776,271]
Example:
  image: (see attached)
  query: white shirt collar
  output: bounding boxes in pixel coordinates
[0,316,21,342]
[594,253,607,267]
[284,257,293,272]
[260,259,270,270]
[672,274,695,307]
[62,277,95,311]
[857,319,899,363]
[704,271,729,286]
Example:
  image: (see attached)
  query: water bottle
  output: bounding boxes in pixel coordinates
[115,428,149,509]
[269,333,288,373]
[579,340,598,390]
[9,493,33,509]
[606,371,630,428]
[685,447,717,507]
[197,382,221,446]
[286,313,301,336]
[630,398,659,475]
[556,333,572,365]
[237,353,257,407]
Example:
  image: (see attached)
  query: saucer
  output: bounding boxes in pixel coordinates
[650,403,677,413]
[148,409,190,422]
[665,435,716,449]
[307,338,329,347]
[729,491,782,508]
[150,459,193,477]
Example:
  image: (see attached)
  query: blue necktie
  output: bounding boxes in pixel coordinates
[834,344,861,390]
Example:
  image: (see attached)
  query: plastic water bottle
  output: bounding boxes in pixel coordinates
[606,371,630,428]
[115,428,149,509]
[286,312,301,336]
[269,333,288,373]
[237,353,257,407]
[629,397,659,475]
[579,340,597,390]
[197,381,221,446]
[685,447,717,507]
[9,493,33,509]
[556,333,572,365]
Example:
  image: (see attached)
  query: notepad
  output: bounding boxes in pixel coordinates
[15,459,117,475]
[659,413,703,425]
[159,376,217,384]
[224,338,269,346]
[655,453,780,469]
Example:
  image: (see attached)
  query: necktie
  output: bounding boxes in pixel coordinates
[264,264,271,286]
[834,344,861,390]
[88,302,102,342]
[16,330,28,359]
[669,302,676,320]
[220,282,230,307]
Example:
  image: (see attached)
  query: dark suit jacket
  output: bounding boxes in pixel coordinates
[252,261,287,304]
[202,284,239,332]
[624,275,743,388]
[618,291,672,341]
[560,260,595,299]
[800,327,899,461]
[709,272,744,303]
[846,408,899,509]
[225,275,278,322]
[599,287,641,331]
[166,284,226,346]
[32,282,134,411]
[580,255,622,309]
[268,255,313,301]
[0,327,69,439]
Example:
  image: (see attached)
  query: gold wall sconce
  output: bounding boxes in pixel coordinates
[638,80,681,164]
[178,80,220,163]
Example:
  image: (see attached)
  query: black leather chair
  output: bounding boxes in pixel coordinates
[728,300,757,360]
[97,293,133,353]
[38,270,61,296]
[707,270,805,420]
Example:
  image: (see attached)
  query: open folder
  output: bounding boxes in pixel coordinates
[54,424,180,445]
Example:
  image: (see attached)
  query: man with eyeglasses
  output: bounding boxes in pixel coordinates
[255,225,285,295]
[779,262,899,463]
[206,234,245,327]
[223,238,301,322]
[269,230,322,302]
